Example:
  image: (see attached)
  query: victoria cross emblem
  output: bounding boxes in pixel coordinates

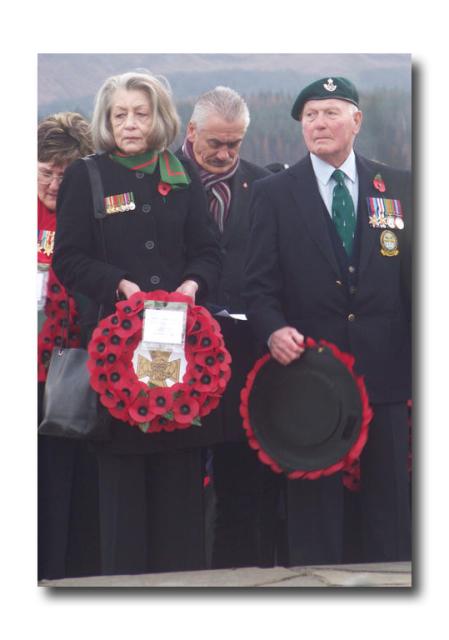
[136,351,181,387]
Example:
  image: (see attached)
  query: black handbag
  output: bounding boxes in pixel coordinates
[38,156,110,440]
[38,346,110,439]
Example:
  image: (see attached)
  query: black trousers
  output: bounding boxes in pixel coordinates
[359,402,411,562]
[283,402,411,566]
[96,448,206,575]
[38,378,101,581]
[250,401,411,567]
[211,442,281,568]
[284,472,344,566]
[38,435,101,580]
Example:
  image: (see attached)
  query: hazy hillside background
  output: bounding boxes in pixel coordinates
[38,53,411,169]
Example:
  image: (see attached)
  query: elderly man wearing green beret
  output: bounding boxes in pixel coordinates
[244,77,411,566]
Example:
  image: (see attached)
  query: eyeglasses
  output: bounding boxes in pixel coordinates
[38,169,65,185]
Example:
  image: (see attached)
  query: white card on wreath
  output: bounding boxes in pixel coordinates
[142,301,187,349]
[37,269,49,310]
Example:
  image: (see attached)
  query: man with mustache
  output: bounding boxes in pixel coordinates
[181,86,275,568]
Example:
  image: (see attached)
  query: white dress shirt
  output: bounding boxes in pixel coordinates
[310,150,359,218]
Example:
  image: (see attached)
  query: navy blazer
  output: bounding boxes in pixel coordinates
[244,153,412,404]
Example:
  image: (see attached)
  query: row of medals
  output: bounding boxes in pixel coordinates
[105,193,136,214]
[369,214,404,230]
[368,198,404,230]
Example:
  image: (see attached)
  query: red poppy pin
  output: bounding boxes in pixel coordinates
[373,173,386,192]
[158,181,172,196]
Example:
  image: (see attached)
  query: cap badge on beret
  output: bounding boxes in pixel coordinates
[323,78,337,92]
[290,76,359,121]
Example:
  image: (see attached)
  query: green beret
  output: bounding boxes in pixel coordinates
[291,77,359,121]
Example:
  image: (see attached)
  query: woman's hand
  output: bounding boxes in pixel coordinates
[268,326,305,366]
[176,279,199,302]
[117,279,141,299]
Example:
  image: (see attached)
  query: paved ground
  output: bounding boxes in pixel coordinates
[39,561,411,588]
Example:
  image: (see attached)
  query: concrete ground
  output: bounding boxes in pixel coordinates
[39,561,411,588]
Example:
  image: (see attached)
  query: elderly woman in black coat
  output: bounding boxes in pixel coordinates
[53,70,221,575]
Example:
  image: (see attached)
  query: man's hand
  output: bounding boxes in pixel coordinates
[176,279,199,302]
[117,279,141,299]
[268,326,305,365]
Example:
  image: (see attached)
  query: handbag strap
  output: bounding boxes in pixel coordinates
[83,155,106,220]
[83,155,108,265]
[59,156,108,351]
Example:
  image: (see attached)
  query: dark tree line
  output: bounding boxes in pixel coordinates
[173,88,411,170]
[39,88,411,171]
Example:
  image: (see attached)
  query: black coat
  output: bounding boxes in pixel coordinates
[52,152,222,453]
[177,156,270,442]
[244,154,412,404]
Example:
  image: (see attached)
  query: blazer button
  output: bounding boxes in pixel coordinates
[136,172,144,179]
[348,265,356,274]
[347,313,356,322]
[142,204,151,213]
[145,240,155,250]
[150,275,160,285]
[336,280,343,287]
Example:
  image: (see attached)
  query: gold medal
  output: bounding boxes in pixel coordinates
[380,230,399,256]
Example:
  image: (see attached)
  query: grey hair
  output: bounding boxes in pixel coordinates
[91,70,180,152]
[190,86,250,130]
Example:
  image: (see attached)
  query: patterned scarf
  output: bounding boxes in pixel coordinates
[182,137,239,232]
[110,149,191,189]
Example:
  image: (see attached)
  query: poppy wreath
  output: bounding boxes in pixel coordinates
[38,268,81,382]
[239,337,373,482]
[87,290,232,433]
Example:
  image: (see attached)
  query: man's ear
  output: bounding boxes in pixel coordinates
[186,121,196,143]
[353,109,363,135]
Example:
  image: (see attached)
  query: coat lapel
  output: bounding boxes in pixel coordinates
[356,155,379,280]
[287,157,341,277]
[221,165,251,246]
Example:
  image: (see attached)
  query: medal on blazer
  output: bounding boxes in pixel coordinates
[380,229,399,256]
[104,191,136,214]
[367,197,405,230]
[38,229,55,257]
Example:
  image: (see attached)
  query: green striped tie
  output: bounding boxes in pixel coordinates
[331,169,356,255]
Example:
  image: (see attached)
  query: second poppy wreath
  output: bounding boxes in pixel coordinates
[87,290,232,433]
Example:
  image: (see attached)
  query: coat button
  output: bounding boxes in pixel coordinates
[349,285,357,295]
[145,240,155,250]
[142,204,151,213]
[336,280,343,287]
[347,313,356,322]
[136,172,144,179]
[348,265,356,274]
[150,275,160,285]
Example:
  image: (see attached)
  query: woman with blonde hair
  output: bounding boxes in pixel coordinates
[53,71,221,575]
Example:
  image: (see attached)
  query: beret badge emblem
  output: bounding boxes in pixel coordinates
[323,78,337,92]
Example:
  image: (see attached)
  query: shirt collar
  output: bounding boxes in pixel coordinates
[310,150,357,186]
